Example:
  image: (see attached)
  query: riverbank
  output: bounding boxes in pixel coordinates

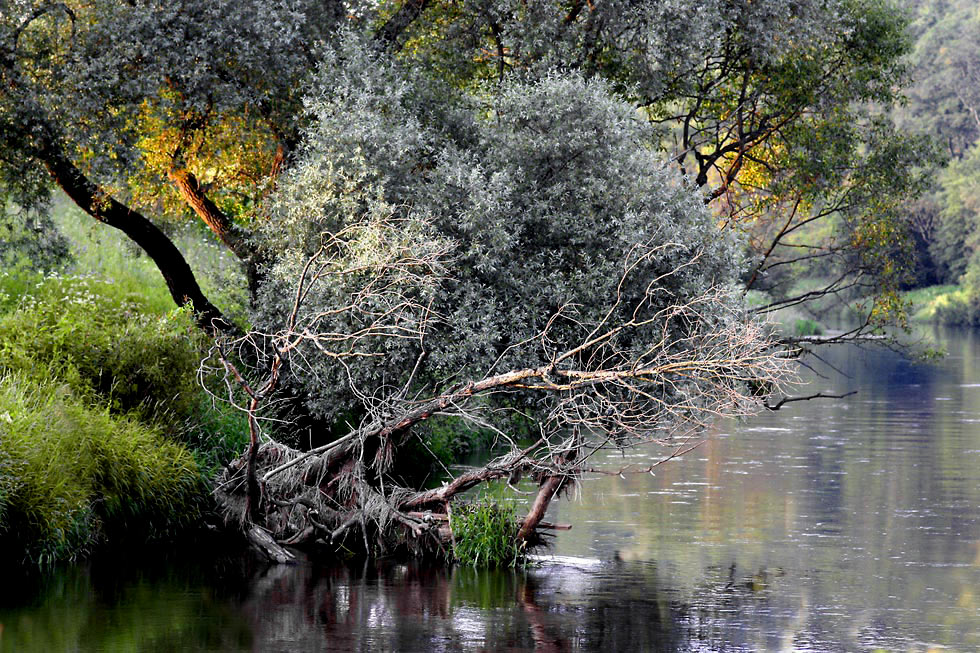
[0,201,502,566]
[760,282,978,337]
[904,284,980,325]
[0,199,252,565]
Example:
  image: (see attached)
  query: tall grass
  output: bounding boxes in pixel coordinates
[0,372,207,565]
[450,499,525,568]
[0,275,204,420]
[0,197,256,564]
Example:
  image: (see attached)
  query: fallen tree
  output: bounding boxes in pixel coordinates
[204,56,792,562]
[212,243,790,562]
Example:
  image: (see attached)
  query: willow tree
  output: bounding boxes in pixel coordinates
[210,53,790,559]
[1,1,929,336]
[390,0,935,338]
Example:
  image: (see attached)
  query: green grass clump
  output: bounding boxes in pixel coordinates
[0,273,252,474]
[450,499,525,568]
[0,197,256,565]
[177,397,251,475]
[0,372,207,565]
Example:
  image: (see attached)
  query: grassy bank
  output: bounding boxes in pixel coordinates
[1,198,494,565]
[0,373,207,565]
[903,284,977,325]
[752,278,980,334]
[0,200,250,565]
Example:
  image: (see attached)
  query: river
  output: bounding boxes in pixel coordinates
[2,329,978,651]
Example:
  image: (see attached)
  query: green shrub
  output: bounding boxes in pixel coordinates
[450,499,524,568]
[933,295,978,326]
[793,318,824,336]
[0,275,205,424]
[0,372,207,565]
[177,397,252,475]
[0,272,255,471]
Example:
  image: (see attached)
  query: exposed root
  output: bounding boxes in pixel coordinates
[214,439,565,562]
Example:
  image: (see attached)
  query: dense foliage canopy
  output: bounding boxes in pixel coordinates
[0,0,928,334]
[251,41,745,424]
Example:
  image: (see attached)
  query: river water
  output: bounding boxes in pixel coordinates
[2,330,978,651]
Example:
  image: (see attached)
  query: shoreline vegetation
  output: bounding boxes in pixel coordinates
[0,202,970,568]
[0,201,505,567]
[760,280,977,340]
[0,202,241,565]
[782,284,976,339]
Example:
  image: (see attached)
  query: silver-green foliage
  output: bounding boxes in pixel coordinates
[254,39,745,425]
[0,203,71,273]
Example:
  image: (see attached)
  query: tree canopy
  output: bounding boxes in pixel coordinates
[1,0,927,334]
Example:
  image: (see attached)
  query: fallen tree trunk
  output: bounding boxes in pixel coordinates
[207,248,790,564]
[215,437,570,562]
[247,526,296,564]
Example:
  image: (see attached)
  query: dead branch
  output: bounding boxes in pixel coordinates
[764,390,857,411]
[208,228,792,562]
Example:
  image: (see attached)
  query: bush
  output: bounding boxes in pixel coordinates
[0,271,253,483]
[450,499,524,568]
[257,48,744,430]
[176,397,252,476]
[793,318,824,336]
[0,274,206,424]
[933,295,978,326]
[0,373,207,565]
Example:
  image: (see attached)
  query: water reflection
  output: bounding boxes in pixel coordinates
[546,327,980,651]
[4,552,800,652]
[2,330,979,651]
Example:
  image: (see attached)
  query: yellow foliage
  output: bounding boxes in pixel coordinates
[128,87,279,224]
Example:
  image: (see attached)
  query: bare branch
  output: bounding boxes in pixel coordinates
[210,215,792,560]
[764,390,857,411]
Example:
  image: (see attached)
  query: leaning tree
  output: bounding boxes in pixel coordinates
[207,50,791,561]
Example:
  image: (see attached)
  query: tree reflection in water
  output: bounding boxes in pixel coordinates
[232,555,690,651]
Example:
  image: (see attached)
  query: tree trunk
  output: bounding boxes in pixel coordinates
[374,0,431,50]
[37,137,234,334]
[168,168,255,262]
[517,475,565,542]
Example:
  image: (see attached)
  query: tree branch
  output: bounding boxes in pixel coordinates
[764,390,857,410]
[37,131,234,334]
[374,0,431,51]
